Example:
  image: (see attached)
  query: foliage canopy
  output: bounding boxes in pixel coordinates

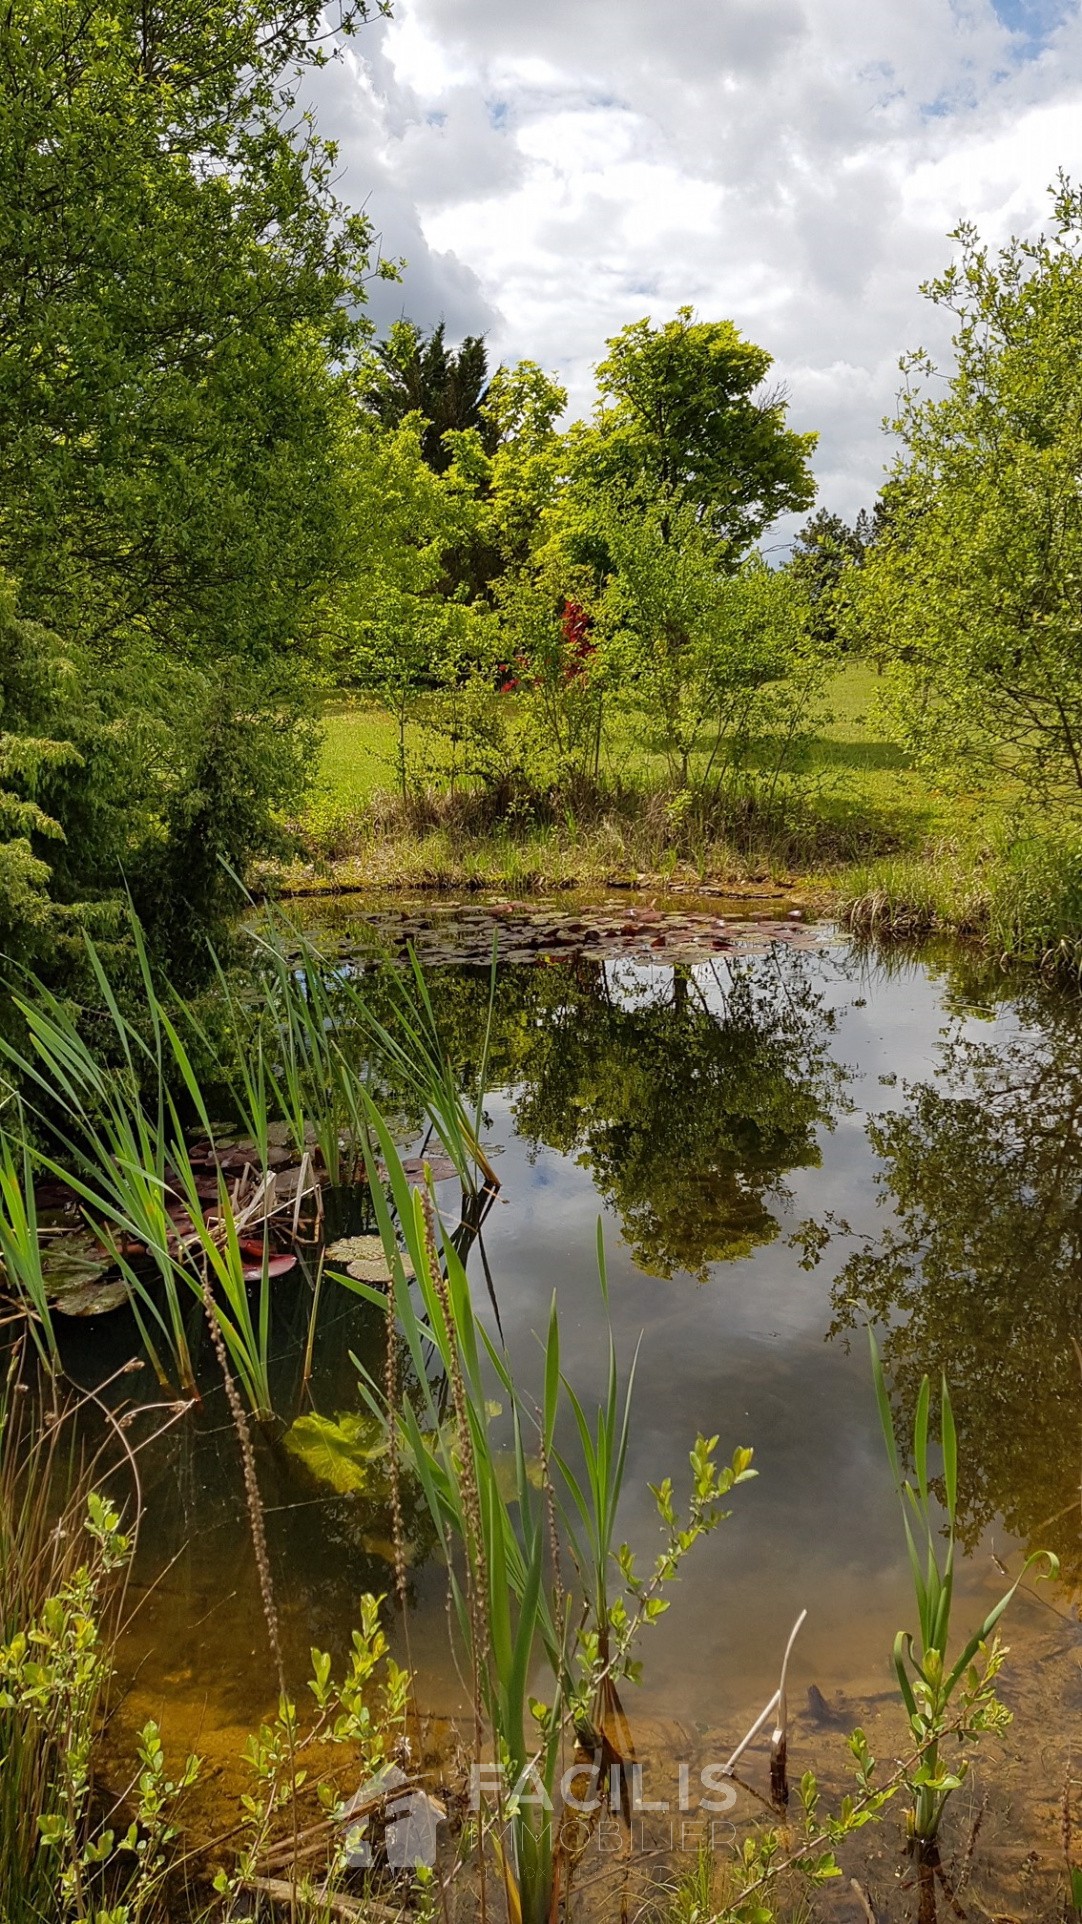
[849,181,1082,805]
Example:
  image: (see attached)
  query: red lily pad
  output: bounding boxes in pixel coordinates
[241,1251,298,1282]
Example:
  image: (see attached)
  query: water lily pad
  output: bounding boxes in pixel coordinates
[326,1234,414,1283]
[337,899,824,973]
[42,1233,111,1294]
[51,1277,131,1318]
[283,1411,387,1495]
[241,1251,297,1282]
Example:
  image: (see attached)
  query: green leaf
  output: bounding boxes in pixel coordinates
[283,1412,388,1496]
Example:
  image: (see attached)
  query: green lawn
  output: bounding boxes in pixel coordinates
[313,701,403,811]
[305,665,952,852]
[284,671,1076,967]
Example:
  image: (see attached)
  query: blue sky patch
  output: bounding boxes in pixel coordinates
[989,0,1070,54]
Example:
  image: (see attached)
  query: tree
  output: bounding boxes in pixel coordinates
[596,489,819,791]
[0,578,85,960]
[362,320,497,472]
[0,0,391,938]
[333,417,496,797]
[789,508,872,647]
[573,307,817,559]
[846,180,1082,802]
[431,358,568,603]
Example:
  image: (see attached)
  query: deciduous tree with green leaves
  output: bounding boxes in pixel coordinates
[333,416,496,796]
[572,307,817,559]
[0,0,392,942]
[596,488,821,792]
[847,180,1082,805]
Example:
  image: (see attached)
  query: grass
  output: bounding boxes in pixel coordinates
[281,667,1082,974]
[284,666,981,900]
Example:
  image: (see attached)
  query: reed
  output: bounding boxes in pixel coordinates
[0,929,276,1411]
[347,1103,563,1924]
[346,1103,751,1924]
[0,920,199,1391]
[0,1121,59,1373]
[248,905,498,1194]
[870,1331,1057,1845]
[552,1220,639,1749]
[0,897,494,1417]
[250,939,363,1186]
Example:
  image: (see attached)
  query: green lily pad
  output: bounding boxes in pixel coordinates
[283,1411,387,1495]
[51,1277,130,1317]
[42,1232,111,1294]
[325,1234,414,1284]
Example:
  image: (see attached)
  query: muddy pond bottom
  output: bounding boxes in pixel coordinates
[64,899,1082,1917]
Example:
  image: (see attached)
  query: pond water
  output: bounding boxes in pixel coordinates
[64,897,1082,1917]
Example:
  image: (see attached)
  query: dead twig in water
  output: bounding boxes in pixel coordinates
[241,1875,404,1921]
[770,1607,807,1806]
[850,1879,880,1924]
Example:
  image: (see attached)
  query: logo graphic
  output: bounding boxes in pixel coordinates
[341,1763,447,1870]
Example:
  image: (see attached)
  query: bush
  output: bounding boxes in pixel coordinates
[0,577,314,975]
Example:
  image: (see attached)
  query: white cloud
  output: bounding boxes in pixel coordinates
[312,0,1082,521]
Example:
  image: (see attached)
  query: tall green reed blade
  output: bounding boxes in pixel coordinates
[343,1099,563,1924]
[473,931,500,1161]
[262,948,359,1185]
[0,967,198,1393]
[150,1047,278,1424]
[0,913,281,1412]
[870,1329,1057,1843]
[556,1220,641,1678]
[341,1100,746,1924]
[248,905,496,1195]
[0,1119,59,1372]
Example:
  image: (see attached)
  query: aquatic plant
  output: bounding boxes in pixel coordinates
[0,941,282,1412]
[347,1102,751,1924]
[248,903,500,1194]
[0,1121,59,1373]
[211,1594,412,1917]
[0,1502,199,1923]
[0,920,201,1392]
[0,1361,198,1923]
[870,1330,1057,1846]
[0,896,492,1415]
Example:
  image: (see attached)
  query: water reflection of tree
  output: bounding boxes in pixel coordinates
[509,953,844,1281]
[317,946,844,1280]
[831,1000,1082,1581]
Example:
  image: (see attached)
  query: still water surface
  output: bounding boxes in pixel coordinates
[78,905,1082,1887]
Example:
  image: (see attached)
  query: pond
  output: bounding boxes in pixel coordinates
[59,895,1082,1918]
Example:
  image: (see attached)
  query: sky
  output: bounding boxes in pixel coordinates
[309,0,1082,525]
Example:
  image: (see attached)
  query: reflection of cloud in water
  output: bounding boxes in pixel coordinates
[115,932,1066,1761]
[463,943,1042,1722]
